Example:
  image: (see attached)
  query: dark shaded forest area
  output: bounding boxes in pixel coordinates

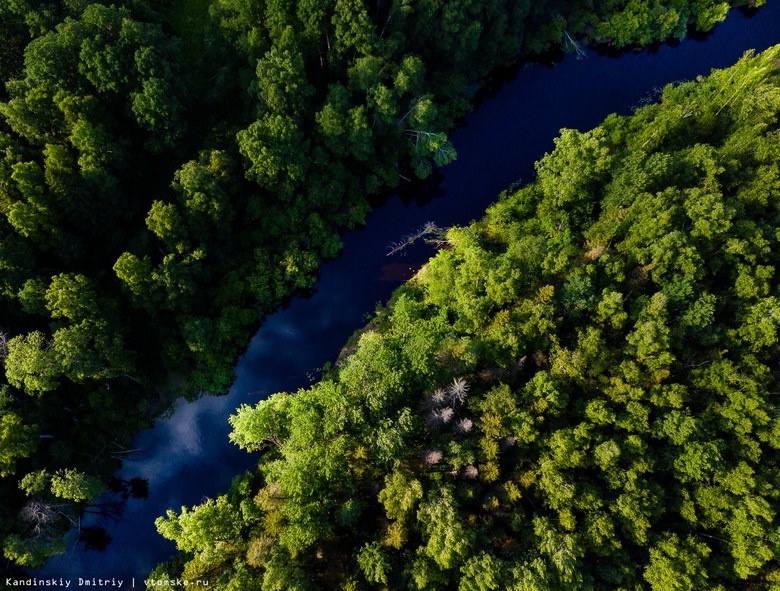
[0,0,757,570]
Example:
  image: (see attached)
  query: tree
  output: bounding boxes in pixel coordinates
[460,553,505,591]
[44,273,99,322]
[0,386,37,476]
[644,534,712,591]
[417,487,472,570]
[378,469,423,521]
[252,47,313,117]
[332,0,377,60]
[237,113,310,200]
[357,542,391,585]
[156,496,243,554]
[5,331,60,395]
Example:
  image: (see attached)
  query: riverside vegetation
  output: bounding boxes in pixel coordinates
[0,0,762,571]
[153,45,780,590]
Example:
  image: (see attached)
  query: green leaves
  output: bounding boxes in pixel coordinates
[332,0,376,60]
[5,331,59,394]
[189,44,780,591]
[418,487,473,570]
[45,273,99,321]
[0,387,37,476]
[408,130,457,179]
[19,467,104,502]
[379,469,423,521]
[238,113,310,199]
[49,468,105,502]
[357,542,391,585]
[130,77,183,153]
[157,497,243,554]
[230,394,292,452]
[644,534,712,591]
[459,553,505,591]
[0,0,762,577]
[253,47,312,117]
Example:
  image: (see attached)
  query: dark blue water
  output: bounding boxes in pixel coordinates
[38,4,780,585]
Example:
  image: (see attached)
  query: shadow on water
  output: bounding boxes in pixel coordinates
[471,53,559,112]
[737,3,762,18]
[686,23,719,43]
[78,528,112,553]
[397,170,445,207]
[106,476,150,500]
[35,0,780,582]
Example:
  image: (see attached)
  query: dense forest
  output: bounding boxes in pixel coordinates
[153,45,780,590]
[0,0,758,571]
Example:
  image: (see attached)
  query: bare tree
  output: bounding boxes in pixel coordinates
[387,221,447,256]
[447,378,469,407]
[423,449,443,467]
[426,407,455,430]
[20,499,76,542]
[499,436,517,452]
[563,30,587,60]
[0,328,8,364]
[453,417,474,435]
[421,388,447,411]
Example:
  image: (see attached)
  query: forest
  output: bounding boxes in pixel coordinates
[153,45,780,590]
[0,0,761,574]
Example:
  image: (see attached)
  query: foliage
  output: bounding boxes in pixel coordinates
[0,0,741,570]
[156,46,780,590]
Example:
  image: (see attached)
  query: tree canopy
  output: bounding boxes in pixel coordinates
[0,0,748,570]
[154,45,780,590]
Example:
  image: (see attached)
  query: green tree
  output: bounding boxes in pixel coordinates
[0,386,37,476]
[5,331,60,395]
[357,542,391,585]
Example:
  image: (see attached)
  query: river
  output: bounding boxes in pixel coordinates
[37,3,780,584]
